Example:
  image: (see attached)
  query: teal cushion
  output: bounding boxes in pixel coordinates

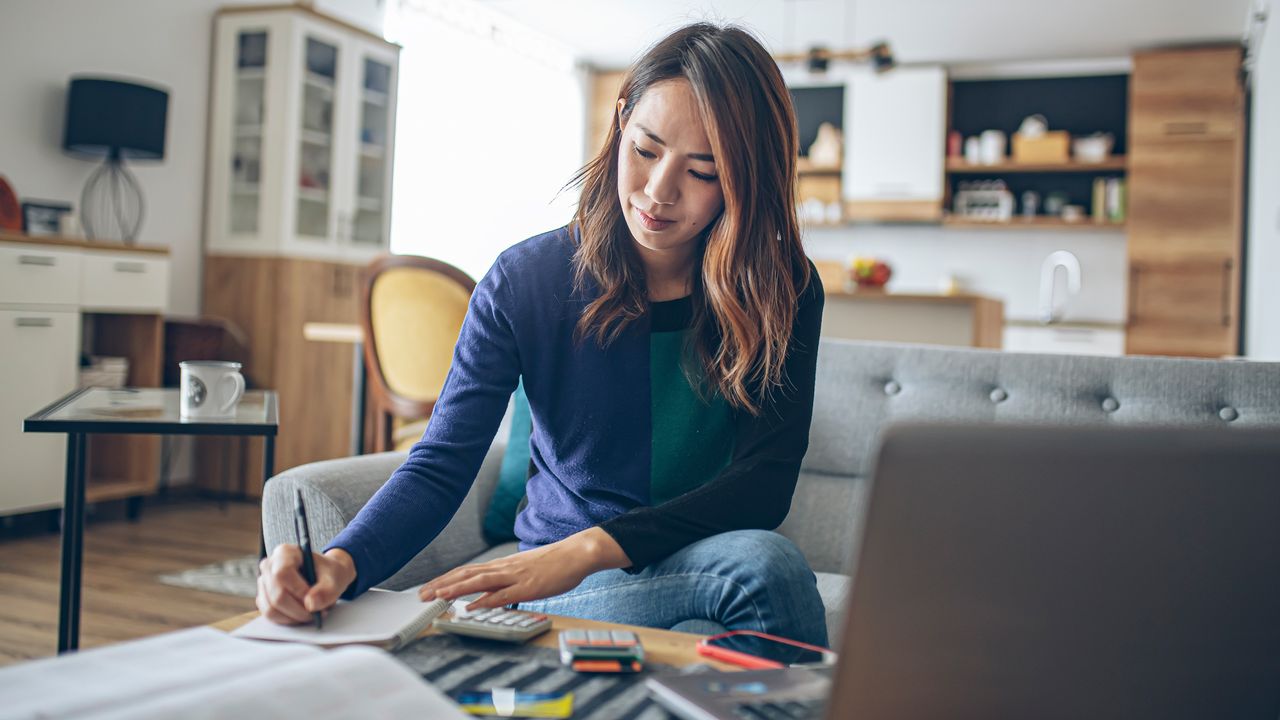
[483,380,532,543]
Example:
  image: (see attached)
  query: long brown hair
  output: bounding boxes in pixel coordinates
[567,22,809,416]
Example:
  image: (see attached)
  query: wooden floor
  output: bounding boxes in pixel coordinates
[0,496,261,666]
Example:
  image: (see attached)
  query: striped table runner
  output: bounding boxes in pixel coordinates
[396,633,692,719]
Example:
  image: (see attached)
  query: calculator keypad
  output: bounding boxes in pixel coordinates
[434,606,552,643]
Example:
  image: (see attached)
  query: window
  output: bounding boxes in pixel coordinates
[387,0,586,281]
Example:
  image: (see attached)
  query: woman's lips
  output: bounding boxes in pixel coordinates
[635,206,675,231]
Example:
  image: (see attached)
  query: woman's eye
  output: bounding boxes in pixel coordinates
[633,145,657,159]
[690,170,718,183]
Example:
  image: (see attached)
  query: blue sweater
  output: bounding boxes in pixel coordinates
[328,226,824,596]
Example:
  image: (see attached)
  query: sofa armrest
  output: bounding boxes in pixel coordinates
[262,439,507,591]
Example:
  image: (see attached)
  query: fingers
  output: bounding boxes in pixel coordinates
[426,570,517,603]
[303,559,346,613]
[467,588,515,611]
[421,562,496,600]
[256,573,312,624]
[256,544,314,625]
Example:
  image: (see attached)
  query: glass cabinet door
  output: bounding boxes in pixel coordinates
[352,55,393,248]
[230,30,268,235]
[297,36,338,240]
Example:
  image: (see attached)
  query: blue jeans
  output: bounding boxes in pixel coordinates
[518,530,828,647]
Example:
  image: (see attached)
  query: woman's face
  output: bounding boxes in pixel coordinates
[616,79,725,261]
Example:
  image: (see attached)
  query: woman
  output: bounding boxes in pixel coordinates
[257,22,827,645]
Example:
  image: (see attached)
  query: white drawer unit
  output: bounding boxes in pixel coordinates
[0,243,82,307]
[0,309,79,514]
[1004,325,1127,356]
[79,251,170,312]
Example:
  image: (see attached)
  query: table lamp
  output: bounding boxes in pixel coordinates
[62,76,169,244]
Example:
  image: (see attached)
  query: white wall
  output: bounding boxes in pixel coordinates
[1247,1,1280,359]
[804,225,1129,324]
[0,0,230,316]
[0,0,384,318]
[0,0,384,487]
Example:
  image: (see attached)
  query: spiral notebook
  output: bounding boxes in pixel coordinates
[232,588,450,651]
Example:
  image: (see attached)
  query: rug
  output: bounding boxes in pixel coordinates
[158,554,259,598]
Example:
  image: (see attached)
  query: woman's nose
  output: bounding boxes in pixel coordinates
[644,159,680,206]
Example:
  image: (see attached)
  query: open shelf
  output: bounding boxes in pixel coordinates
[796,157,841,176]
[943,216,1126,231]
[946,157,1127,173]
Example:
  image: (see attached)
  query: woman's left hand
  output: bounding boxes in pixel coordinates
[419,527,631,611]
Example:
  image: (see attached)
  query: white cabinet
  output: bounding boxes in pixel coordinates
[1003,325,1126,356]
[206,6,399,262]
[0,238,170,516]
[0,245,81,307]
[79,251,169,312]
[783,64,946,223]
[843,66,947,221]
[0,309,78,514]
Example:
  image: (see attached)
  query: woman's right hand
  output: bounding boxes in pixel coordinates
[256,545,357,625]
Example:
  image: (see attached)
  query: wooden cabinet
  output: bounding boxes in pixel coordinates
[586,70,626,158]
[206,6,399,263]
[200,255,360,497]
[1127,260,1236,357]
[1130,47,1244,142]
[1128,139,1241,261]
[1125,46,1244,358]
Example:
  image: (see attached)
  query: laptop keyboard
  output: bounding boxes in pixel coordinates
[732,698,826,719]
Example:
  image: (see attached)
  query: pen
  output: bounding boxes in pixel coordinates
[294,488,323,629]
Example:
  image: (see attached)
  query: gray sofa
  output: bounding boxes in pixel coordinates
[263,340,1280,640]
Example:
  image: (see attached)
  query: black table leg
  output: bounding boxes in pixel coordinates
[354,341,367,456]
[57,433,86,654]
[260,435,275,559]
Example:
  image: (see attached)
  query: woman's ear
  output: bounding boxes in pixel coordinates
[616,98,627,133]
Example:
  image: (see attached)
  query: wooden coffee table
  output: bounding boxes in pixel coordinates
[211,610,738,671]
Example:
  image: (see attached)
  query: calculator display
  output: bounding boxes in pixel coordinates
[705,634,829,666]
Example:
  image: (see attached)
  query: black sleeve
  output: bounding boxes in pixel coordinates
[597,266,825,571]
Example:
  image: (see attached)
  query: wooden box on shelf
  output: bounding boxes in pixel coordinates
[1012,131,1069,164]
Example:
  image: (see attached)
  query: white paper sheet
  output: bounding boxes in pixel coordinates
[0,626,467,720]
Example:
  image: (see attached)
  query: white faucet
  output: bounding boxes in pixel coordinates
[1039,250,1082,324]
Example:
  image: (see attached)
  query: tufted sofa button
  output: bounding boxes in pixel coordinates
[989,388,1008,403]
[1219,406,1239,422]
[1101,397,1120,413]
[884,380,901,396]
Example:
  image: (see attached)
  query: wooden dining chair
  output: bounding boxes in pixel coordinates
[361,254,476,452]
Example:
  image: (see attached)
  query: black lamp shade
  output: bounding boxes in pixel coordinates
[63,77,169,160]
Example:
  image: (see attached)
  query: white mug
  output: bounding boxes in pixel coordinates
[979,130,1007,165]
[180,361,245,419]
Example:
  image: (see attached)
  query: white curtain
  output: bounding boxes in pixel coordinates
[386,0,588,281]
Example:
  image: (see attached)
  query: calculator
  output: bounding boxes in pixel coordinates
[558,629,645,673]
[433,607,553,643]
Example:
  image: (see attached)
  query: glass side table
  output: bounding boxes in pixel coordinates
[24,387,279,653]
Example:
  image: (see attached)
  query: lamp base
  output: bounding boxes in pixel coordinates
[81,154,145,244]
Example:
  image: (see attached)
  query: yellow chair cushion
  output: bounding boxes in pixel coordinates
[369,266,471,402]
[393,417,430,452]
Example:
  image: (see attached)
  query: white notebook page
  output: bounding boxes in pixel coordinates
[231,587,449,649]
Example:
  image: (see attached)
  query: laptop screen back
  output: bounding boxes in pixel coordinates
[828,425,1280,719]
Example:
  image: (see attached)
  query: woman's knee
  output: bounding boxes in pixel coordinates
[702,530,815,586]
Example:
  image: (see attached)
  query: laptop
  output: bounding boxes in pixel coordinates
[648,424,1280,719]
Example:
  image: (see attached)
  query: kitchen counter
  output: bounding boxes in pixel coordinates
[821,287,1004,349]
[814,260,1003,348]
